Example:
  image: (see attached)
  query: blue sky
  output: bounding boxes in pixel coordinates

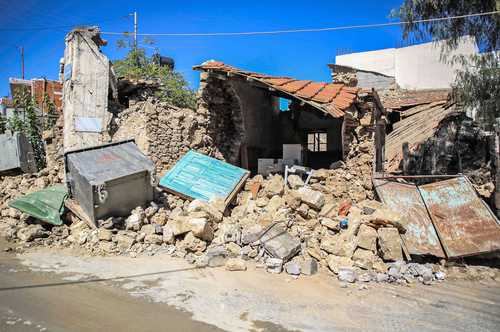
[0,0,406,97]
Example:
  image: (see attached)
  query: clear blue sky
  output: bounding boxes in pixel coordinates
[0,0,407,97]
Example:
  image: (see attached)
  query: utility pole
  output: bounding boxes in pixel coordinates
[133,11,137,51]
[20,46,25,79]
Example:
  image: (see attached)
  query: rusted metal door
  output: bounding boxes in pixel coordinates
[374,179,446,258]
[419,177,500,258]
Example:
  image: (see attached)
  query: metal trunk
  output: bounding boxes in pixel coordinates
[64,140,155,223]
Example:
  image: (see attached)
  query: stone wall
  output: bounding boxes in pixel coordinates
[114,100,210,176]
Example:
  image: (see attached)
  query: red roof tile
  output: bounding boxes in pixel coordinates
[262,77,293,86]
[280,80,312,93]
[295,82,327,99]
[193,61,360,117]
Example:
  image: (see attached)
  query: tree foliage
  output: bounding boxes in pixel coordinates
[8,90,46,170]
[393,0,500,129]
[113,48,197,109]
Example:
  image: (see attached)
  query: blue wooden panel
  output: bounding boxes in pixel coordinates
[159,151,249,202]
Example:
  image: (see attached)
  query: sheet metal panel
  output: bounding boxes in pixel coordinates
[419,177,500,258]
[159,150,249,203]
[374,179,445,258]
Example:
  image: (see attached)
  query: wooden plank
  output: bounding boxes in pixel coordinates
[65,198,97,229]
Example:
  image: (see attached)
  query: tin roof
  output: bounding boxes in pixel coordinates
[193,61,360,118]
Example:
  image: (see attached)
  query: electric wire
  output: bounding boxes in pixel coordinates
[97,11,500,37]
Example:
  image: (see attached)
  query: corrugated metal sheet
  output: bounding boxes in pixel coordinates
[193,61,359,118]
[374,179,446,258]
[419,177,500,258]
[159,150,249,206]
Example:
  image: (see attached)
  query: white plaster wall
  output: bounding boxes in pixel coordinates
[335,36,479,90]
[336,48,396,77]
[395,36,478,89]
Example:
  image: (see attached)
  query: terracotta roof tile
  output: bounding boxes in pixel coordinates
[311,84,343,103]
[295,82,327,99]
[194,61,360,117]
[262,77,293,86]
[280,80,312,93]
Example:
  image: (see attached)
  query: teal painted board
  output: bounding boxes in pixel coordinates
[159,151,249,202]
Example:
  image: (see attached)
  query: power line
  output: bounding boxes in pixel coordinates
[100,10,499,37]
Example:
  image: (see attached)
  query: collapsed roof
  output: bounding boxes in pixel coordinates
[193,60,360,118]
[385,101,460,172]
[381,89,451,110]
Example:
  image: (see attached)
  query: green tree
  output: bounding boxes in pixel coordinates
[9,90,46,170]
[393,1,500,129]
[113,47,197,109]
[43,93,58,130]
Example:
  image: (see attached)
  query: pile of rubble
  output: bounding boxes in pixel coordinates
[4,138,497,285]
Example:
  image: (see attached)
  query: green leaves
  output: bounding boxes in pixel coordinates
[394,0,500,129]
[113,48,197,109]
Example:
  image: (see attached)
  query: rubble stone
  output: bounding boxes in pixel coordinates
[265,257,283,274]
[260,223,301,261]
[188,217,214,241]
[205,245,228,267]
[225,258,247,271]
[356,224,378,252]
[140,224,162,235]
[97,229,113,241]
[327,255,354,274]
[284,261,301,275]
[241,224,263,245]
[265,175,284,197]
[116,233,135,250]
[17,224,47,242]
[179,232,207,253]
[144,234,163,245]
[338,267,357,283]
[300,257,319,276]
[287,175,304,189]
[298,187,325,210]
[225,242,242,257]
[125,207,145,231]
[377,228,403,261]
[352,248,376,270]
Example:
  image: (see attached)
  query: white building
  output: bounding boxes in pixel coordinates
[335,36,478,90]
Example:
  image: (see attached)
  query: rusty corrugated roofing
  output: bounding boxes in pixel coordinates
[193,61,359,118]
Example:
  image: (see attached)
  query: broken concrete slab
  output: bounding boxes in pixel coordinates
[260,223,301,261]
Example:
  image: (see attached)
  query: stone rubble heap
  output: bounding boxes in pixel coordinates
[4,140,497,285]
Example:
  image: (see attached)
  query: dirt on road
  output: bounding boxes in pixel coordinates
[1,239,500,332]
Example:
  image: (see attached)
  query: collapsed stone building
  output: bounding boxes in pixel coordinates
[192,61,384,173]
[1,27,499,287]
